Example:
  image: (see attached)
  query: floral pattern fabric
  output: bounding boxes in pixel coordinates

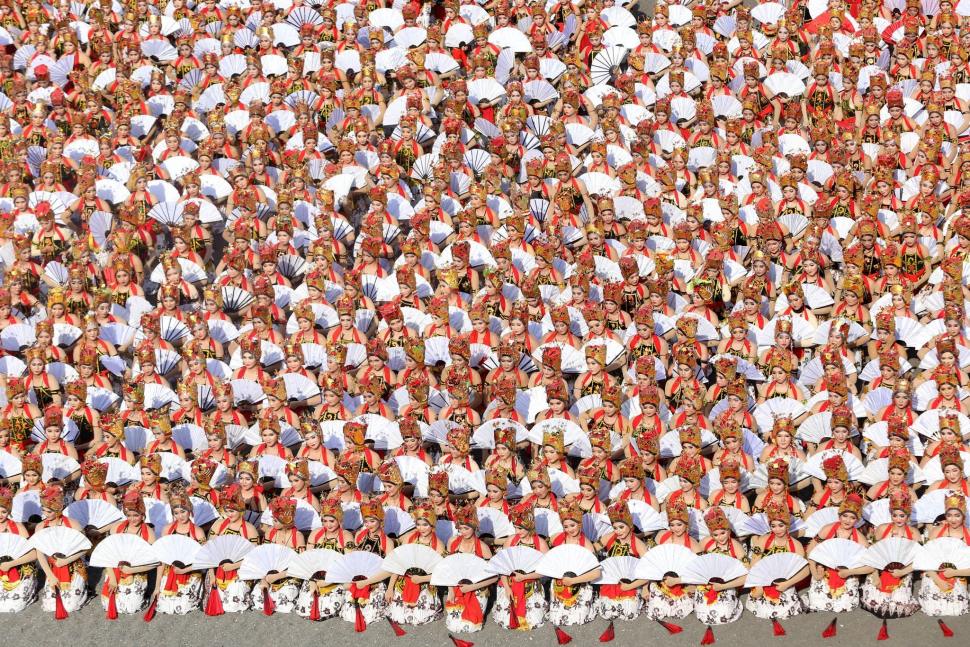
[918,576,970,617]
[295,581,344,620]
[0,566,36,613]
[694,587,743,625]
[860,573,920,618]
[493,583,547,630]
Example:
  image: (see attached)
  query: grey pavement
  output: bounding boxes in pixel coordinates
[5,602,968,647]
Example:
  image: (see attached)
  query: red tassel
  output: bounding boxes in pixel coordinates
[263,590,275,616]
[205,586,224,617]
[772,619,786,636]
[309,589,320,621]
[599,621,615,642]
[106,590,118,620]
[939,619,955,638]
[389,619,407,637]
[54,587,68,620]
[449,636,475,647]
[701,627,716,645]
[554,626,573,645]
[508,606,519,630]
[143,596,157,622]
[877,620,889,641]
[658,620,684,634]
[822,618,837,638]
[354,604,367,633]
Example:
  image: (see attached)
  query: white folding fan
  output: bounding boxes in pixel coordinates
[381,544,443,576]
[486,546,544,576]
[744,553,807,587]
[801,508,863,539]
[287,548,343,580]
[89,534,158,568]
[808,538,866,570]
[802,451,865,482]
[430,553,490,587]
[152,535,203,568]
[383,507,416,537]
[860,538,919,570]
[0,534,31,561]
[64,500,124,530]
[634,544,697,580]
[11,492,41,523]
[192,535,255,569]
[679,553,747,585]
[535,544,600,579]
[189,497,219,526]
[477,507,515,538]
[238,544,298,580]
[41,454,80,482]
[325,551,384,584]
[914,489,970,524]
[741,513,807,537]
[913,538,970,571]
[597,556,640,584]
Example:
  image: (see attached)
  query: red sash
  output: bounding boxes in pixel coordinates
[453,589,484,623]
[600,584,636,599]
[163,567,190,592]
[214,566,237,583]
[49,559,71,584]
[509,579,528,617]
[879,571,901,593]
[348,582,370,602]
[826,569,846,591]
[102,567,124,596]
[400,575,422,604]
[0,566,19,583]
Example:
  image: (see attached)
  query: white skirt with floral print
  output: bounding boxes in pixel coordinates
[100,574,149,615]
[339,582,388,626]
[157,571,204,615]
[547,582,596,626]
[493,584,547,630]
[0,569,36,613]
[744,587,803,620]
[295,581,344,620]
[597,589,642,621]
[41,573,88,614]
[918,576,970,617]
[646,583,694,620]
[805,576,860,613]
[445,589,489,634]
[694,587,743,625]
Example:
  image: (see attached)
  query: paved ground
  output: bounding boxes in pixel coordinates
[6,603,968,647]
